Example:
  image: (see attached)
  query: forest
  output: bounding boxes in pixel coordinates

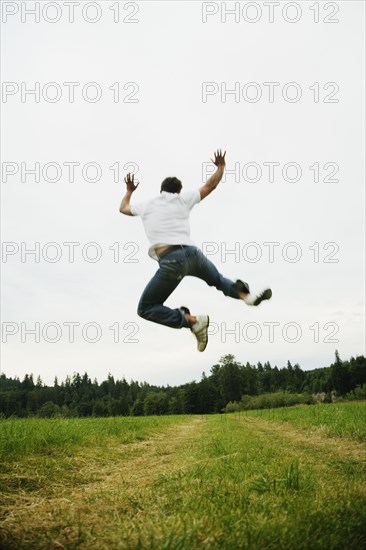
[0,351,365,418]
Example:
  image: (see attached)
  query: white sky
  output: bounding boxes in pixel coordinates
[1,1,365,386]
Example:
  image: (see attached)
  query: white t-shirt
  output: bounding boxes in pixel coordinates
[130,189,201,260]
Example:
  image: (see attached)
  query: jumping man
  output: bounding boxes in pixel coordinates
[119,150,272,352]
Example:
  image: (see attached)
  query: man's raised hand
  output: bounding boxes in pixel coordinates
[211,149,226,168]
[124,173,139,192]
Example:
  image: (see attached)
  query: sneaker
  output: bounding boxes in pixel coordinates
[253,288,272,306]
[191,315,210,352]
[235,279,250,294]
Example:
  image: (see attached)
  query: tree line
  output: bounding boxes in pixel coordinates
[0,351,365,418]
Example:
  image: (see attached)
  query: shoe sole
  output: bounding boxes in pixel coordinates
[195,315,209,352]
[253,288,272,306]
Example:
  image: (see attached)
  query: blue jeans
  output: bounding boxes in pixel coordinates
[137,246,241,329]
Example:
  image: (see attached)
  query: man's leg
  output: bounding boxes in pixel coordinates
[137,250,210,351]
[188,247,271,305]
[137,254,191,329]
[188,248,244,298]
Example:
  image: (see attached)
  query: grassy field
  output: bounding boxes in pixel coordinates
[239,401,366,440]
[1,403,365,550]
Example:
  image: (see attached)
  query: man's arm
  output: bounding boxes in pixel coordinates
[119,173,139,216]
[199,149,226,200]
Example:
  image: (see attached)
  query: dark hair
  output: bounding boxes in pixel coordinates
[160,177,182,194]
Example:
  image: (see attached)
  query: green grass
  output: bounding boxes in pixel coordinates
[1,404,365,549]
[238,401,366,440]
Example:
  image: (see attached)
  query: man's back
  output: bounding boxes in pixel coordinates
[131,190,200,259]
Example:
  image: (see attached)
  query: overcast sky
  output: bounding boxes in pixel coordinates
[1,0,365,387]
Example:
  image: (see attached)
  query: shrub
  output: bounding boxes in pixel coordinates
[225,392,315,412]
[38,401,61,418]
[344,385,366,401]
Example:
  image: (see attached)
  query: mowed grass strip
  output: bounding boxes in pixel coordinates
[0,415,187,461]
[0,409,365,550]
